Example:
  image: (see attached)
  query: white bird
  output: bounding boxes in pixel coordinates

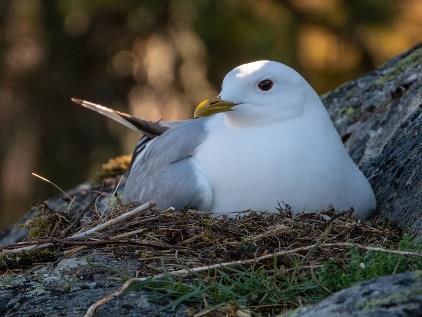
[72,61,376,218]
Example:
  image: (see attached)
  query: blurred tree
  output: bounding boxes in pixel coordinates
[0,0,420,227]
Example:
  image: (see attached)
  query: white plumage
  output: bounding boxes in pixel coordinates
[192,61,376,217]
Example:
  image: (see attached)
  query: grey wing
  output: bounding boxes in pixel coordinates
[128,119,191,168]
[123,118,213,211]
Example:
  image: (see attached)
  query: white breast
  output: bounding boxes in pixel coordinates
[193,113,376,217]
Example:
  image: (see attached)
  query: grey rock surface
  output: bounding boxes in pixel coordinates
[284,271,422,317]
[0,252,188,317]
[323,44,422,237]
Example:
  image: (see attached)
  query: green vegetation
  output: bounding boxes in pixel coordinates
[317,235,421,291]
[375,47,422,85]
[130,234,422,315]
[26,203,71,239]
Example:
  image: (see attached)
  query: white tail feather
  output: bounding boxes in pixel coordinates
[71,98,140,132]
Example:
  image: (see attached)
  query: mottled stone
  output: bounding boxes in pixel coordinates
[284,271,422,317]
[323,44,422,237]
[54,257,89,274]
[0,253,188,317]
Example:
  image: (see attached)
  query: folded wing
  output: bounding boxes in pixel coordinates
[124,118,213,211]
[72,98,213,210]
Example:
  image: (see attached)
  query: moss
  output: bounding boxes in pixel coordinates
[361,287,422,310]
[94,155,132,181]
[0,248,57,271]
[26,213,60,239]
[25,202,77,239]
[375,47,422,85]
[26,203,68,238]
[343,106,356,118]
[106,192,124,209]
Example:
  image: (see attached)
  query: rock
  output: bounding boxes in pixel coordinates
[284,271,422,317]
[362,108,422,238]
[0,252,188,317]
[322,44,422,237]
[54,257,89,274]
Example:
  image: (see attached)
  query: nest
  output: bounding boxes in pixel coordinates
[16,195,401,277]
[17,158,400,274]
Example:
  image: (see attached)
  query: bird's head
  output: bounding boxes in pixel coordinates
[194,61,322,125]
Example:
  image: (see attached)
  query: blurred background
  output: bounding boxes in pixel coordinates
[0,0,421,228]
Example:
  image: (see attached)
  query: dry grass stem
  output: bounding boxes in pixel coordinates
[31,172,84,207]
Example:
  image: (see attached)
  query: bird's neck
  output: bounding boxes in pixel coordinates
[223,104,332,130]
[215,103,342,152]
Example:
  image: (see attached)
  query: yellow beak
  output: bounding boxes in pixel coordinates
[193,96,235,118]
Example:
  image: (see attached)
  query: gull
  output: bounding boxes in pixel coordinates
[72,60,376,217]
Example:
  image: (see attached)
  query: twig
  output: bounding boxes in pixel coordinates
[50,238,173,249]
[247,224,290,242]
[106,213,165,235]
[68,201,155,240]
[0,243,51,255]
[63,246,87,258]
[1,237,174,253]
[61,191,100,237]
[2,241,170,256]
[83,242,422,317]
[84,278,135,317]
[193,303,226,317]
[110,228,145,240]
[325,209,354,224]
[330,242,422,256]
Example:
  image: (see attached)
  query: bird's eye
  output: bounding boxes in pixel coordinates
[258,79,273,91]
